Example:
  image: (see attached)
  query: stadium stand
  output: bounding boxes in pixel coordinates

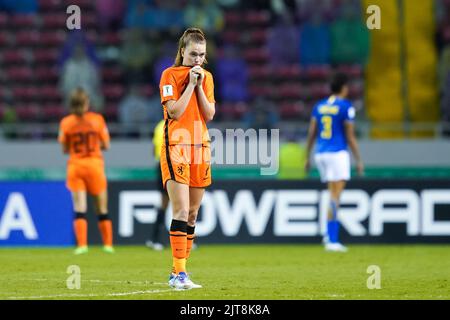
[0,0,446,139]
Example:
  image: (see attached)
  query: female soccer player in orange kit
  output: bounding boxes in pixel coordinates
[159,28,215,290]
[58,88,114,255]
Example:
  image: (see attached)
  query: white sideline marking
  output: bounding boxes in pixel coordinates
[12,278,167,286]
[3,278,173,299]
[7,289,174,300]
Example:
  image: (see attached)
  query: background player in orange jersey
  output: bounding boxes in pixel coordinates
[58,88,114,255]
[159,28,215,290]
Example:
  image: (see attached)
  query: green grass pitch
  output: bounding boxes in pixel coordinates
[0,245,448,300]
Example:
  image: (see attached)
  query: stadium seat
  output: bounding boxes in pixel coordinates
[222,30,240,43]
[309,83,330,99]
[280,102,306,119]
[304,65,332,80]
[0,13,8,28]
[16,31,40,46]
[104,104,118,120]
[443,25,450,42]
[102,67,123,82]
[42,104,65,120]
[39,0,63,10]
[2,50,28,64]
[7,67,34,82]
[101,32,121,46]
[103,85,125,100]
[248,65,271,79]
[40,86,61,101]
[35,67,58,82]
[250,29,268,44]
[138,85,155,97]
[33,49,58,64]
[40,31,66,46]
[16,104,40,121]
[349,82,364,99]
[272,64,302,80]
[249,85,272,98]
[41,13,66,28]
[245,10,271,26]
[220,102,249,119]
[337,64,363,78]
[244,48,269,62]
[13,87,39,101]
[0,32,10,47]
[82,12,97,28]
[10,15,36,29]
[63,0,93,8]
[224,11,241,26]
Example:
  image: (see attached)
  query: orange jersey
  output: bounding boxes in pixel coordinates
[58,112,110,164]
[159,66,215,146]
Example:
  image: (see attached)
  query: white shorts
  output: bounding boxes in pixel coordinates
[314,150,350,183]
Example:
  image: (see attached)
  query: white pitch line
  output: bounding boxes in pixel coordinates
[7,278,168,286]
[7,288,174,300]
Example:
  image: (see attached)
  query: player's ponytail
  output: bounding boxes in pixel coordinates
[174,28,207,67]
[69,87,89,116]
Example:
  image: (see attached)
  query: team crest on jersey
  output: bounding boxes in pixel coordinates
[177,166,184,176]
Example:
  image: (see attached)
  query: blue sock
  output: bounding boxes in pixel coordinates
[327,220,340,243]
[327,200,339,243]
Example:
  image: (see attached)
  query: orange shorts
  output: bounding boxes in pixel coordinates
[66,159,107,195]
[160,144,211,189]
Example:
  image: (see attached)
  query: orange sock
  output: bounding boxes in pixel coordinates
[186,225,195,259]
[98,215,113,247]
[74,218,87,247]
[170,219,187,274]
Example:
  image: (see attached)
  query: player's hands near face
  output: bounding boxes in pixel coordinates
[189,67,200,86]
[191,66,205,87]
[356,160,365,177]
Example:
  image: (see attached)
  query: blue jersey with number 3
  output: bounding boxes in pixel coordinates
[312,96,355,154]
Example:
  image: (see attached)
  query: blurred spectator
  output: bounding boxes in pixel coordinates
[153,40,177,85]
[119,29,157,84]
[96,0,125,31]
[59,44,104,112]
[295,0,335,22]
[267,12,299,67]
[58,30,100,71]
[216,0,240,8]
[0,0,37,13]
[442,73,450,131]
[216,45,249,102]
[439,45,450,92]
[1,91,17,139]
[271,0,297,17]
[184,0,224,35]
[118,85,160,137]
[155,0,185,32]
[243,97,279,130]
[299,12,330,66]
[125,0,184,31]
[330,3,370,65]
[124,0,153,29]
[436,0,450,51]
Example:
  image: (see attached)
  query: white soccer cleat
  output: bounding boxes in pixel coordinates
[173,272,202,290]
[168,273,177,288]
[325,242,348,252]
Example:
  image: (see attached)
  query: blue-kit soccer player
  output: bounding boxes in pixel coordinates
[305,73,364,252]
